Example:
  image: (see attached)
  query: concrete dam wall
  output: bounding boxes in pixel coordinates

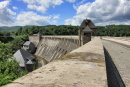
[33,36,79,62]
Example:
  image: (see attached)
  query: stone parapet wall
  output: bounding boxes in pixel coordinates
[4,37,108,87]
[42,35,79,39]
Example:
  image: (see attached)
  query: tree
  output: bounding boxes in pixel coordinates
[96,25,130,36]
[0,42,28,86]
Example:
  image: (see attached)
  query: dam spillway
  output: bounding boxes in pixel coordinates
[30,35,79,62]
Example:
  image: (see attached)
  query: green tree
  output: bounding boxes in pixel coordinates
[0,42,28,86]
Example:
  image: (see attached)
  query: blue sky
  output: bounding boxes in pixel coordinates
[0,0,130,26]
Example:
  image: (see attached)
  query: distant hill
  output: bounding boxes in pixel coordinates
[0,25,56,31]
[0,26,20,31]
[0,26,29,31]
[44,25,56,28]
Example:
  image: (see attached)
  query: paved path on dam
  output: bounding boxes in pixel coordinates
[102,39,130,87]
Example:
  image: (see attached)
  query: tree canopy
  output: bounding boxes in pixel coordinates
[0,42,28,86]
[13,25,79,36]
[96,25,130,37]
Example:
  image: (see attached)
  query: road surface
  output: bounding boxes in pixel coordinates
[102,39,130,87]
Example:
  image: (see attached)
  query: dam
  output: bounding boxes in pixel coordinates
[4,19,130,87]
[34,35,79,62]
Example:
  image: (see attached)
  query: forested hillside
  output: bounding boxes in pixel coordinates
[0,31,29,86]
[96,25,130,36]
[0,26,30,31]
[0,25,56,31]
[1,25,130,36]
[0,35,28,86]
[13,25,78,35]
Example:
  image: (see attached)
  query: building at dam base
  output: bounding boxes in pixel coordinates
[13,49,37,71]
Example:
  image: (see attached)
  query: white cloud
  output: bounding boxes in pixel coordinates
[73,0,88,9]
[53,15,60,19]
[0,0,16,26]
[27,4,47,13]
[0,0,9,8]
[23,0,63,13]
[0,0,60,26]
[13,11,59,26]
[65,0,130,26]
[66,0,76,3]
[65,18,79,25]
[13,6,18,10]
[15,11,51,26]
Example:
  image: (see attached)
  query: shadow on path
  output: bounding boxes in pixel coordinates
[104,47,126,87]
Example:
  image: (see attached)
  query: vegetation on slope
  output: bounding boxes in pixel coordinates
[1,25,130,36]
[11,25,130,36]
[0,42,28,86]
[13,25,78,35]
[96,25,130,36]
[0,32,28,86]
[0,26,30,31]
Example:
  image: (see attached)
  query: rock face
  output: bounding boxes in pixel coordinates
[5,37,107,87]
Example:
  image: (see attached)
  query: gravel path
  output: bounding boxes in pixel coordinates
[102,40,130,87]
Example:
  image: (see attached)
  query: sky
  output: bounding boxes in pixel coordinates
[0,0,130,26]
